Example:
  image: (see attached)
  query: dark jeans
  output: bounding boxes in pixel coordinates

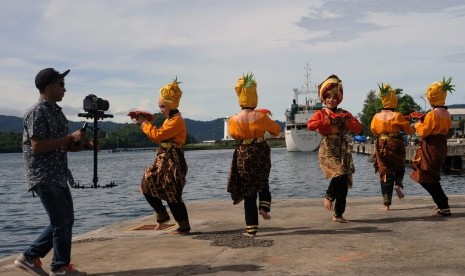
[326,174,349,217]
[25,185,74,271]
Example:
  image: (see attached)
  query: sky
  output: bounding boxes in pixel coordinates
[1,0,465,123]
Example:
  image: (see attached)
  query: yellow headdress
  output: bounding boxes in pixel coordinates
[426,77,455,106]
[235,72,258,108]
[159,77,182,109]
[378,83,398,109]
[318,74,343,103]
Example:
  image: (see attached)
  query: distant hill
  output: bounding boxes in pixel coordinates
[0,115,22,132]
[0,115,122,133]
[185,118,226,141]
[0,115,285,142]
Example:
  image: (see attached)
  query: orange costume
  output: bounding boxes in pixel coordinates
[141,114,186,146]
[307,108,361,137]
[140,79,191,234]
[410,77,454,216]
[228,112,280,140]
[370,83,414,208]
[371,112,414,137]
[227,72,280,236]
[307,74,361,222]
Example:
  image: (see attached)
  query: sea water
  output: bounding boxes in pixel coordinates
[1,148,464,257]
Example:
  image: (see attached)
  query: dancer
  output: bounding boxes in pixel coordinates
[227,72,281,237]
[370,83,414,210]
[411,77,454,216]
[307,74,362,223]
[135,78,191,235]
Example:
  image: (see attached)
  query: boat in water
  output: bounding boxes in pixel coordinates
[284,65,323,152]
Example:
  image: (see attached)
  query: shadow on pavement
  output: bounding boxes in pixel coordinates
[92,264,264,276]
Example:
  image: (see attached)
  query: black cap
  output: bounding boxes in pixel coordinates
[35,68,70,90]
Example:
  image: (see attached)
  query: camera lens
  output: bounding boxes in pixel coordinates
[97,98,109,111]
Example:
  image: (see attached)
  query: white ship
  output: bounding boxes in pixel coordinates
[285,65,323,152]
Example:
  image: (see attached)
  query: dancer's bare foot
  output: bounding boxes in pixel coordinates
[395,186,405,199]
[154,223,176,231]
[243,232,256,237]
[332,216,349,223]
[432,205,439,211]
[324,198,333,211]
[381,205,390,211]
[259,209,271,220]
[171,229,190,236]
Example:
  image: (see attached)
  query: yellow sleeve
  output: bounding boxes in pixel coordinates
[370,115,379,136]
[415,111,451,138]
[228,118,240,140]
[228,115,281,139]
[141,116,185,143]
[263,115,281,136]
[395,113,414,135]
[415,115,432,138]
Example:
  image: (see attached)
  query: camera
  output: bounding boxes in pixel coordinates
[77,95,114,189]
[83,94,109,112]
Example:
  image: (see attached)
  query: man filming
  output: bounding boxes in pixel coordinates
[15,68,89,276]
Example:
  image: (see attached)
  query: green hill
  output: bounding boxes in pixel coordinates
[0,115,284,141]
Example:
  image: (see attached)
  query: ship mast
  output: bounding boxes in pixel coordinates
[304,62,311,93]
[302,62,312,106]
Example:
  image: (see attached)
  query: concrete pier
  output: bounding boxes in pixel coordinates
[2,196,465,276]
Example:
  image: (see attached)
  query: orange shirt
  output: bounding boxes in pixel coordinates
[415,107,451,138]
[307,108,362,136]
[370,110,414,136]
[141,113,187,145]
[228,110,281,139]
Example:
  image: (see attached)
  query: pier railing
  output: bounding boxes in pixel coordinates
[352,140,465,170]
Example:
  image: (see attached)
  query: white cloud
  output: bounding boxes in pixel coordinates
[0,0,465,125]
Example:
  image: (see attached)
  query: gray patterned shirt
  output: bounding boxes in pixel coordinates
[23,100,73,191]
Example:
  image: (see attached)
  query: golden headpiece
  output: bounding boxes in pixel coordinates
[378,83,398,109]
[318,74,343,103]
[159,77,182,109]
[426,77,455,107]
[235,72,258,108]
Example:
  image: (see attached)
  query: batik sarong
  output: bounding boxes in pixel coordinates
[227,141,271,204]
[374,133,406,182]
[318,134,354,187]
[410,135,447,184]
[141,145,187,204]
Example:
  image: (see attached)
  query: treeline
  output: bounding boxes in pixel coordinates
[357,88,421,137]
[0,132,22,153]
[0,116,198,153]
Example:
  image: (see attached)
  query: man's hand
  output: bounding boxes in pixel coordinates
[69,129,83,143]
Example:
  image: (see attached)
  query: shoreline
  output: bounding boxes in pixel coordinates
[2,195,465,275]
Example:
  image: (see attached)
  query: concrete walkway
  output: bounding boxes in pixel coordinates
[2,195,465,276]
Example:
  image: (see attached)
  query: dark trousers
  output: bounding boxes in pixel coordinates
[326,174,349,218]
[380,171,404,206]
[25,185,74,271]
[143,193,191,231]
[420,182,450,215]
[244,189,271,234]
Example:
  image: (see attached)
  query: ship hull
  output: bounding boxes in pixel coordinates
[285,127,322,152]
